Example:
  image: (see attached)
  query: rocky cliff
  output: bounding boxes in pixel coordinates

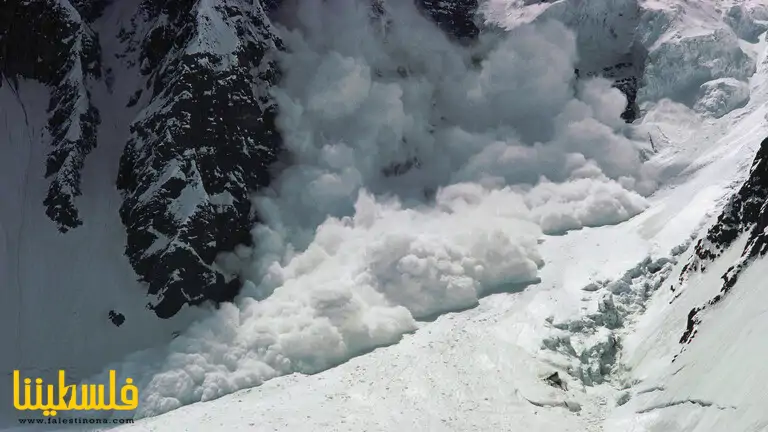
[0,0,484,319]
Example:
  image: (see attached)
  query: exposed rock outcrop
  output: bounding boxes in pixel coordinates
[115,0,284,318]
[1,0,102,232]
[678,137,768,344]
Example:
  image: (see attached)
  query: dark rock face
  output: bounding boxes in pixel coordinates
[69,0,108,22]
[576,57,644,123]
[676,136,768,345]
[545,372,567,391]
[613,75,639,122]
[694,138,768,264]
[108,310,126,327]
[0,0,511,321]
[115,0,284,318]
[416,0,479,41]
[261,0,283,14]
[2,0,285,319]
[1,0,102,232]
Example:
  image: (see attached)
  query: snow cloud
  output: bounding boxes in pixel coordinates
[100,0,657,418]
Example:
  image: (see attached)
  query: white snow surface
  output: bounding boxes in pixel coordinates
[0,1,209,424]
[107,77,768,432]
[484,0,759,104]
[103,1,768,430]
[3,0,768,430]
[84,0,664,420]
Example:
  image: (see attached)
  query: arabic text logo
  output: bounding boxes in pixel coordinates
[12,370,138,416]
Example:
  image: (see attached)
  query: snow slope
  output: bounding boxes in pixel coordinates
[606,36,768,430]
[4,0,768,430]
[0,1,210,421]
[1,0,282,422]
[105,91,767,432]
[104,17,768,431]
[0,64,204,427]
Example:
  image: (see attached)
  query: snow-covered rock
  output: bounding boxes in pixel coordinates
[2,0,286,319]
[675,135,768,346]
[115,0,284,318]
[639,27,755,104]
[416,0,480,41]
[0,0,286,420]
[1,0,102,232]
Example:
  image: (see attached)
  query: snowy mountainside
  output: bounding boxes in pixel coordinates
[604,47,768,427]
[1,0,102,232]
[0,0,284,420]
[109,102,768,431]
[676,135,768,347]
[106,0,768,430]
[2,0,768,431]
[0,0,500,424]
[606,128,768,431]
[114,0,283,319]
[1,0,285,323]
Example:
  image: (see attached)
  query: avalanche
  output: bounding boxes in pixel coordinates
[79,0,671,420]
[107,93,768,431]
[2,0,768,430]
[111,0,768,430]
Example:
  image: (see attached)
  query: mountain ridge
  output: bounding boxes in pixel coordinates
[0,0,485,320]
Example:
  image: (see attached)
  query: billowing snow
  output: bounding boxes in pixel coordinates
[101,0,768,430]
[693,77,750,117]
[79,0,675,419]
[2,0,768,430]
[106,87,768,431]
